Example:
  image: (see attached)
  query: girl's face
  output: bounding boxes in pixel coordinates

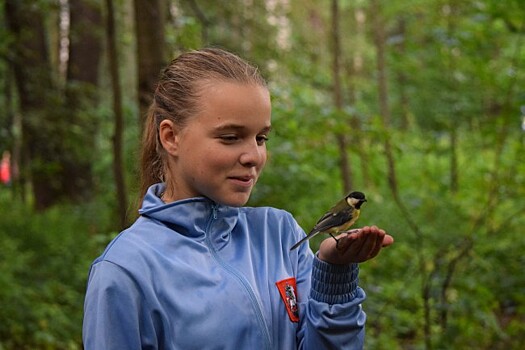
[163,81,272,206]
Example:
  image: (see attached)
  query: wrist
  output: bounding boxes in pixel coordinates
[310,255,360,304]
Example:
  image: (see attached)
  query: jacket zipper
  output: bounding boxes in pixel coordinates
[206,203,272,350]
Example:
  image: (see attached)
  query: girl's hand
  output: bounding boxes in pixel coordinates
[318,226,394,265]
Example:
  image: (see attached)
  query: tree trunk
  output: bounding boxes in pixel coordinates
[371,0,398,200]
[449,127,458,192]
[133,0,166,129]
[331,0,352,193]
[394,17,411,130]
[65,0,103,202]
[3,64,20,200]
[346,6,371,189]
[4,0,62,210]
[445,2,459,194]
[106,0,129,229]
[187,0,210,43]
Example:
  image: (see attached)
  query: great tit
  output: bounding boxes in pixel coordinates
[290,191,367,250]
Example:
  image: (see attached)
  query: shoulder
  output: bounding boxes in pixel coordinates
[92,217,163,268]
[238,206,306,243]
[239,206,297,225]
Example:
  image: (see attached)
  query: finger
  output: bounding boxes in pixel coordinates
[353,227,385,261]
[355,229,380,260]
[366,230,385,259]
[382,234,394,247]
[334,231,359,252]
[344,230,369,259]
[366,226,393,248]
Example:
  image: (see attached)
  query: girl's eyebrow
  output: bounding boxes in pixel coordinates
[214,124,246,132]
[214,124,272,133]
[260,125,272,133]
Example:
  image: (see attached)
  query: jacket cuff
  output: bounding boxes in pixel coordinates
[310,256,360,304]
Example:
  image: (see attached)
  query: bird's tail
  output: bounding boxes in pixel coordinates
[290,230,317,251]
[290,238,306,251]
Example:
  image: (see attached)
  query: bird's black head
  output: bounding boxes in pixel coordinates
[347,191,367,209]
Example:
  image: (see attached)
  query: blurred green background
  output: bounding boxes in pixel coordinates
[1,0,524,349]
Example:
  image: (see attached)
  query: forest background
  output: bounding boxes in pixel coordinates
[0,0,524,349]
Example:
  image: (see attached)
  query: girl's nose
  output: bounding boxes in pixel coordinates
[239,140,266,167]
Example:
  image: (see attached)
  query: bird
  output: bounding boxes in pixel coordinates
[290,191,367,250]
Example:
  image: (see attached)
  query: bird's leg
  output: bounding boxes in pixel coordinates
[329,233,340,249]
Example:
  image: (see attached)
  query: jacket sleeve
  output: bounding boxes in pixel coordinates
[305,258,366,349]
[82,260,159,350]
[294,238,366,349]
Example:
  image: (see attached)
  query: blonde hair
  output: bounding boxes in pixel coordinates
[139,48,267,200]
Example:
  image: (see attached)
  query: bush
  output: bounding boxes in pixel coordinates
[0,194,115,349]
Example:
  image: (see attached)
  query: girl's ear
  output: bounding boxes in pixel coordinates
[159,120,180,156]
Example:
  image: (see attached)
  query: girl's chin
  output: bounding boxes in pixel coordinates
[213,193,252,207]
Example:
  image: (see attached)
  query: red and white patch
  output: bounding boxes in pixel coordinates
[276,277,299,323]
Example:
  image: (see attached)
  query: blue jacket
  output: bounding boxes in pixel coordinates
[83,184,366,349]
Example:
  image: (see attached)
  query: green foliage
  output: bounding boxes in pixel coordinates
[2,0,524,348]
[356,129,525,349]
[0,193,115,349]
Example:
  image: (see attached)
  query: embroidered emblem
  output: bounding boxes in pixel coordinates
[276,277,299,323]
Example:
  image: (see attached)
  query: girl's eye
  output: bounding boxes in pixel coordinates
[219,135,239,143]
[256,135,269,146]
[218,134,268,145]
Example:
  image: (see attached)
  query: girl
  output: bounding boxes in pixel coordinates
[83,48,393,349]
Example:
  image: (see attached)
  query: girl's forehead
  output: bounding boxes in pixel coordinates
[195,81,270,113]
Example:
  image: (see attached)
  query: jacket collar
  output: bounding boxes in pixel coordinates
[139,183,240,242]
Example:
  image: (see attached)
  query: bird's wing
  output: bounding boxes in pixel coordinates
[312,206,354,233]
[290,202,355,251]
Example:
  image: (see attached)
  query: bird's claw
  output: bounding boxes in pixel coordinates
[329,233,342,250]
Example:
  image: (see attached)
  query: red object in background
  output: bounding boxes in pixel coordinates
[0,151,11,185]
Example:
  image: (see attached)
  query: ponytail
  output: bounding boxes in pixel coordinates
[139,104,163,201]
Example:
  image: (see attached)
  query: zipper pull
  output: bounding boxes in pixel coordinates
[211,203,218,220]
